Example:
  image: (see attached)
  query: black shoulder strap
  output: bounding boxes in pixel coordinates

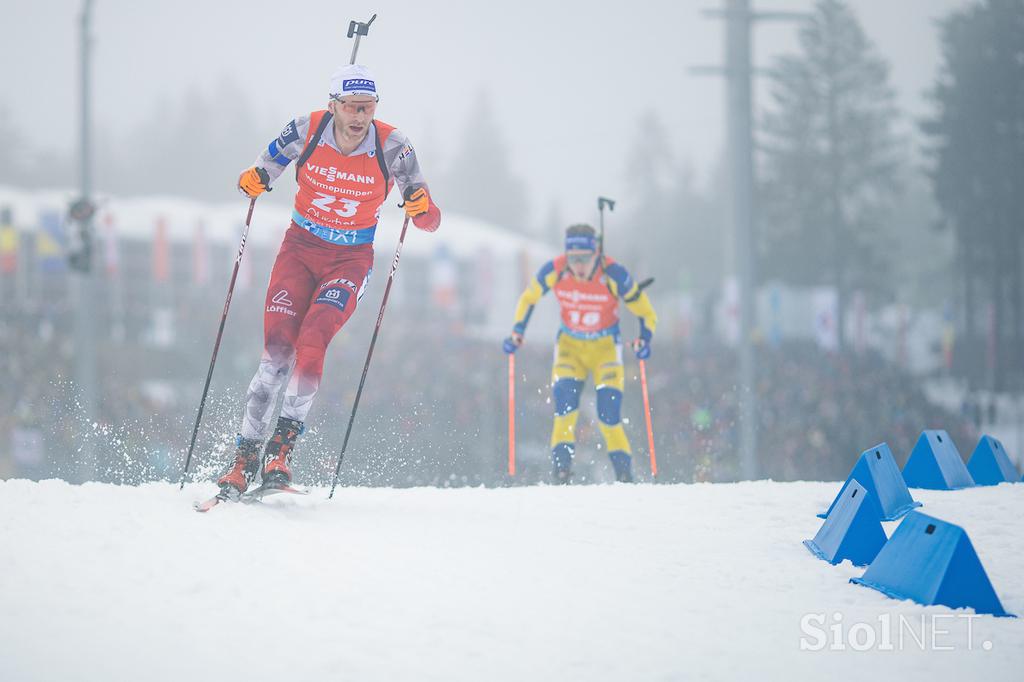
[373,122,391,198]
[588,254,605,283]
[296,115,393,197]
[294,113,334,180]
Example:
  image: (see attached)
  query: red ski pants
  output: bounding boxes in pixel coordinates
[239,225,373,439]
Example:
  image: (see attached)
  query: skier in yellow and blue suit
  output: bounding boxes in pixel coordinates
[504,224,657,483]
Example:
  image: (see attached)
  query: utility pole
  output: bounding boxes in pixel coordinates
[71,0,98,481]
[694,0,805,480]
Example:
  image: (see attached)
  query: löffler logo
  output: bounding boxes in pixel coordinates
[267,290,297,317]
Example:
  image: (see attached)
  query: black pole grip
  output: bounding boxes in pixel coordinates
[348,13,377,38]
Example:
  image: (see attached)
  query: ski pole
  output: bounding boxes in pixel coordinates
[597,196,615,258]
[639,358,658,477]
[590,196,615,278]
[180,197,257,489]
[347,14,377,64]
[508,353,516,476]
[329,212,412,499]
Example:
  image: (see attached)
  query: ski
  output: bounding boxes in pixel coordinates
[193,482,307,511]
[241,483,310,503]
[193,490,233,513]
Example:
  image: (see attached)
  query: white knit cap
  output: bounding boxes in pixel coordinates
[329,64,378,100]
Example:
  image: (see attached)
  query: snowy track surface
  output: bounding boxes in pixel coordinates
[0,479,1021,681]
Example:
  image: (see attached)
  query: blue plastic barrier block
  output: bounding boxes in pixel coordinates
[902,430,975,490]
[819,443,921,521]
[851,511,1011,617]
[967,435,1020,486]
[804,480,887,566]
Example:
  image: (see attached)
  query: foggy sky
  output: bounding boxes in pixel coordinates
[3,0,968,229]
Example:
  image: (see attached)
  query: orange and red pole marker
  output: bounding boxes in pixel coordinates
[639,359,657,477]
[508,353,516,476]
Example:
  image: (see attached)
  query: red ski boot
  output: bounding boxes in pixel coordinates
[261,417,303,489]
[216,436,262,499]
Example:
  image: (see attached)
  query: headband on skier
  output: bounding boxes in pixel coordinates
[565,223,598,253]
[565,234,597,252]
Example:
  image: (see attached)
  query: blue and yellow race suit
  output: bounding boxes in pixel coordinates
[512,254,657,479]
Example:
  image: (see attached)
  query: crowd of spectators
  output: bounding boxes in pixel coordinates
[1,287,978,487]
[653,340,977,483]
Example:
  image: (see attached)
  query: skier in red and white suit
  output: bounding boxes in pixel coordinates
[217,64,440,497]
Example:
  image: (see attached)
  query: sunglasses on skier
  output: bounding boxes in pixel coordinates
[566,251,596,266]
[332,97,378,115]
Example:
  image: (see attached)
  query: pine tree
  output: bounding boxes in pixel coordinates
[922,0,1024,390]
[442,91,529,232]
[118,78,267,200]
[0,104,28,182]
[758,0,901,348]
[542,199,563,248]
[622,111,726,297]
[0,102,74,189]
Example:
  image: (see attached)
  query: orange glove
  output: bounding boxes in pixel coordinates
[403,187,430,218]
[238,167,271,198]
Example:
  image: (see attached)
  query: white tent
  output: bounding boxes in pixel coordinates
[0,185,562,340]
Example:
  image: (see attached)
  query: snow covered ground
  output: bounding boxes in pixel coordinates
[0,479,1020,681]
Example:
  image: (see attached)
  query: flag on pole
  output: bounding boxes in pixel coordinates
[812,287,838,351]
[153,217,169,282]
[942,302,955,371]
[720,276,740,346]
[102,212,119,277]
[469,246,494,323]
[192,220,209,287]
[36,211,65,273]
[0,206,17,274]
[430,243,457,312]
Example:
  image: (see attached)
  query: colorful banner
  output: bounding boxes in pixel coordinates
[37,210,65,273]
[153,217,169,282]
[812,287,838,351]
[102,212,119,277]
[942,302,955,371]
[192,221,209,286]
[719,276,740,346]
[469,246,494,321]
[0,207,17,274]
[430,243,457,311]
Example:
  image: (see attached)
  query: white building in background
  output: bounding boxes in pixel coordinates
[0,186,558,343]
